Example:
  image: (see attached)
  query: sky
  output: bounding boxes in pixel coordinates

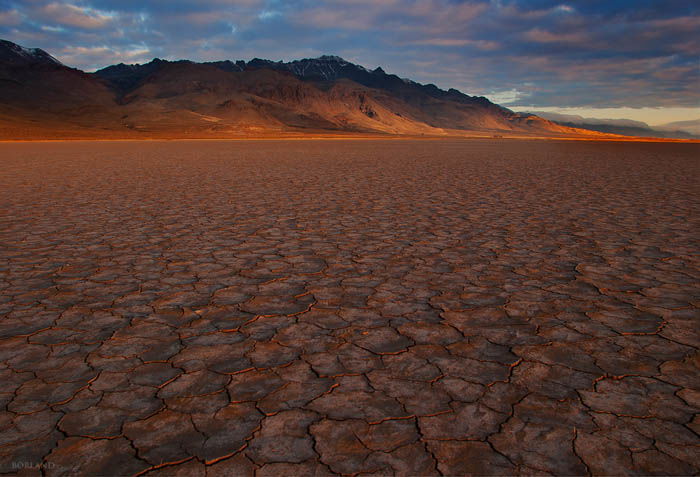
[1,0,698,125]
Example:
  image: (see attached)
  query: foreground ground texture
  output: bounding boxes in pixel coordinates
[0,139,698,476]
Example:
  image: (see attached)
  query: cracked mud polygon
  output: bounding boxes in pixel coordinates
[1,139,698,476]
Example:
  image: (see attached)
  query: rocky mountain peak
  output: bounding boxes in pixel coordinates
[0,39,62,67]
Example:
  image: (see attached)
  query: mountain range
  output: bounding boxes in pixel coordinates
[0,39,647,140]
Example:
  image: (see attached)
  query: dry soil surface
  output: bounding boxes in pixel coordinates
[0,139,698,476]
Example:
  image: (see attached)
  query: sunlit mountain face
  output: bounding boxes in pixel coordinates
[1,38,599,139]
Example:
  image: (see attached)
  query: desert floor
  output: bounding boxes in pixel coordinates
[1,139,698,476]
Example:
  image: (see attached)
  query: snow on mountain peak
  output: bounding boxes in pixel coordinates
[1,39,63,66]
[316,55,347,63]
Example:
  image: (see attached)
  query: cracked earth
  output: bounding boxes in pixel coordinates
[0,139,698,476]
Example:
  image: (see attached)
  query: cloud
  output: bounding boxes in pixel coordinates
[554,4,574,13]
[522,28,587,44]
[39,3,115,29]
[409,38,499,50]
[56,44,151,69]
[485,89,529,105]
[295,0,488,33]
[0,9,21,26]
[258,10,281,20]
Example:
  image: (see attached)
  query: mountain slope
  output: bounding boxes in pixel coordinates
[90,60,436,135]
[0,38,596,139]
[0,39,63,67]
[0,40,121,139]
[99,55,574,135]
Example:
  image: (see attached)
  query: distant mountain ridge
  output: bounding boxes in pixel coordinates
[95,54,496,107]
[527,111,699,140]
[0,39,63,67]
[0,38,606,139]
[655,119,700,136]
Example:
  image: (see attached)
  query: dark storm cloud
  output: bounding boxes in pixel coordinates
[0,0,697,109]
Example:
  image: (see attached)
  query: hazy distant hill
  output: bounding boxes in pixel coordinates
[528,111,699,140]
[0,39,604,139]
[655,119,700,137]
